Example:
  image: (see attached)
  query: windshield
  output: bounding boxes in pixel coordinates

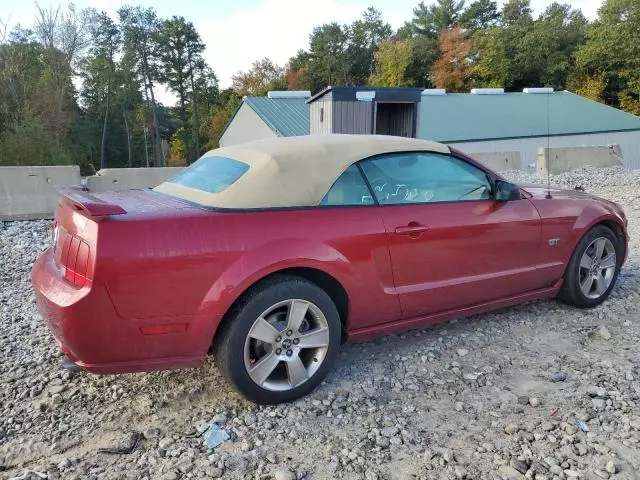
[164,156,249,194]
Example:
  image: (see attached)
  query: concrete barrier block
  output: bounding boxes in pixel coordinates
[469,151,522,171]
[0,166,81,220]
[537,145,623,175]
[86,167,184,192]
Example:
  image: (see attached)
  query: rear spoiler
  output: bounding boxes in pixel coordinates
[57,186,127,216]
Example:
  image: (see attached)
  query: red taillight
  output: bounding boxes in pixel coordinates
[60,232,91,287]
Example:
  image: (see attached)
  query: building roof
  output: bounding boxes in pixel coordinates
[243,96,309,137]
[154,134,449,209]
[418,91,640,143]
[226,89,640,144]
[308,86,424,103]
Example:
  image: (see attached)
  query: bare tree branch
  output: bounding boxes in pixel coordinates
[0,17,11,44]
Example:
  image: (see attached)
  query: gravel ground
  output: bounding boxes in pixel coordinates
[1,166,639,480]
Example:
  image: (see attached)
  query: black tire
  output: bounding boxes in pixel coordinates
[559,225,622,308]
[213,275,342,404]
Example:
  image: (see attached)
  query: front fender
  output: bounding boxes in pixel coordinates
[568,204,627,264]
[196,237,360,331]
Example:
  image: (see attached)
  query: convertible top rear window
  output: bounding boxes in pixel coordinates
[167,156,249,194]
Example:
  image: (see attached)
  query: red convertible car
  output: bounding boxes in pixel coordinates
[32,134,628,404]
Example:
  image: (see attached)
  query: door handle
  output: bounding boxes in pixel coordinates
[394,223,429,236]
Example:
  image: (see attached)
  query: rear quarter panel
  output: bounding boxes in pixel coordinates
[98,206,399,338]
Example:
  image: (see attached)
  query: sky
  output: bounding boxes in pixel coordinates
[3,0,603,105]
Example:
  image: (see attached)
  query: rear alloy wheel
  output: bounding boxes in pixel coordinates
[560,225,621,308]
[214,276,341,404]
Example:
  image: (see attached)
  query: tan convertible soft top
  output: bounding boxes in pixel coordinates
[154,134,450,209]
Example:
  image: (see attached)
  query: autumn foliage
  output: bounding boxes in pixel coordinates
[430,27,475,92]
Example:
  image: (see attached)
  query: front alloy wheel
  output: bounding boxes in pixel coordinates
[214,276,341,404]
[560,225,622,308]
[578,237,617,299]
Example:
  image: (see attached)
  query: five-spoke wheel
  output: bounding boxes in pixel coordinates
[560,225,621,308]
[244,299,330,391]
[578,237,617,299]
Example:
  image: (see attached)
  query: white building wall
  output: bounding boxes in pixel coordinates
[310,100,333,134]
[449,131,640,171]
[220,103,277,147]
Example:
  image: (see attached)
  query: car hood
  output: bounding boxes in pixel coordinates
[518,183,596,200]
[518,183,627,221]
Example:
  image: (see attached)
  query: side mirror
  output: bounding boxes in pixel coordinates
[494,180,521,201]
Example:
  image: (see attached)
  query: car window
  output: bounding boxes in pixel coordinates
[321,165,375,206]
[359,152,492,205]
[166,156,249,194]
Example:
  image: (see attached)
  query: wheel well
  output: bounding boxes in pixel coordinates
[211,267,350,351]
[595,219,626,255]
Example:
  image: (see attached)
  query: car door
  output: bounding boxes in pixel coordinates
[359,151,544,319]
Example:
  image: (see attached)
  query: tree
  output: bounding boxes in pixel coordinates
[307,23,349,91]
[460,0,500,30]
[33,2,90,68]
[32,2,90,145]
[159,16,207,161]
[232,58,285,95]
[501,0,533,26]
[571,75,606,103]
[411,0,466,38]
[404,35,441,87]
[286,50,312,90]
[168,127,187,166]
[1,4,222,170]
[472,27,512,87]
[574,0,640,113]
[515,3,587,89]
[369,39,413,87]
[81,11,120,169]
[346,7,392,84]
[430,27,475,91]
[119,6,165,166]
[472,2,585,90]
[207,91,241,149]
[184,28,207,159]
[0,39,77,166]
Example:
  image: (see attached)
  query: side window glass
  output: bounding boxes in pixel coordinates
[321,165,375,206]
[360,152,492,205]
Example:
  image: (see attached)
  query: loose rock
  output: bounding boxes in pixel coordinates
[2,167,640,480]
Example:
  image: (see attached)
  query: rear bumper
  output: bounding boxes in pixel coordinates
[32,248,211,374]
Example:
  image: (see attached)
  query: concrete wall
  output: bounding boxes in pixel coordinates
[468,151,521,172]
[1,166,185,220]
[220,102,277,147]
[449,130,640,171]
[86,167,184,192]
[0,166,81,220]
[536,145,623,175]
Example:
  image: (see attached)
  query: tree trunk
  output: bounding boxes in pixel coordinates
[123,106,132,168]
[147,82,163,167]
[188,58,200,161]
[142,54,164,167]
[179,91,189,163]
[100,77,110,170]
[142,83,152,167]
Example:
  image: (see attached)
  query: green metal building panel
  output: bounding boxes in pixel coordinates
[244,97,309,137]
[418,91,640,143]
